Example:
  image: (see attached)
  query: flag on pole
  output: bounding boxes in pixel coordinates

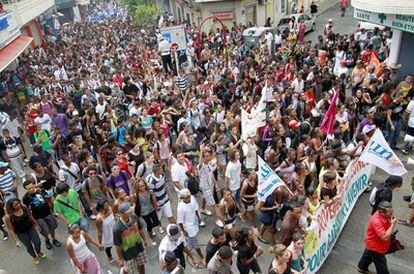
[359,129,407,176]
[320,88,339,136]
[258,156,292,202]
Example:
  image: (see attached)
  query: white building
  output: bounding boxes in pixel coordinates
[0,0,56,71]
[353,0,414,78]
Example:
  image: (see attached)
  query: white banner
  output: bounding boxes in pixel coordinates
[304,159,374,274]
[241,109,257,140]
[252,84,267,128]
[257,156,290,202]
[359,129,407,176]
[159,25,187,51]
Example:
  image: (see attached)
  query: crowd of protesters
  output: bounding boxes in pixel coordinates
[0,0,413,274]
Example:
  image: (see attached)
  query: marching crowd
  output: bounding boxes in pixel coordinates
[0,1,413,274]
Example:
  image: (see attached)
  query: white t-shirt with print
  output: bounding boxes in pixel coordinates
[225,160,242,191]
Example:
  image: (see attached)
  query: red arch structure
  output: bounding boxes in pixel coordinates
[196,16,227,63]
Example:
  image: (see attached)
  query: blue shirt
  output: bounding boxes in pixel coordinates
[0,169,16,192]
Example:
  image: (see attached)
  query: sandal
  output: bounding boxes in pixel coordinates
[38,253,47,260]
[257,236,269,244]
[33,258,40,265]
[397,219,414,227]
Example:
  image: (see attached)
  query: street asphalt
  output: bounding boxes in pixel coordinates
[0,5,413,274]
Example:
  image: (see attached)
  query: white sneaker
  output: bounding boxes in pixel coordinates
[159,226,165,234]
[199,221,206,227]
[201,209,212,216]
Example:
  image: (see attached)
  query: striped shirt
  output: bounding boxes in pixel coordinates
[146,173,169,207]
[0,169,16,192]
[174,76,187,92]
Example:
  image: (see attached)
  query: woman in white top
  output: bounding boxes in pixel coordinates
[66,223,103,274]
[335,103,350,144]
[95,199,116,263]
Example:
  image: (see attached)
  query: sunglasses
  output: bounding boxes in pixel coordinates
[89,172,97,176]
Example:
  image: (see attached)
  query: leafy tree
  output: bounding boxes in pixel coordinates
[118,0,162,26]
[134,4,163,26]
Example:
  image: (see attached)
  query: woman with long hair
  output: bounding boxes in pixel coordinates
[5,197,46,264]
[95,199,116,263]
[66,223,103,274]
[268,244,301,274]
[133,179,159,245]
[235,227,263,274]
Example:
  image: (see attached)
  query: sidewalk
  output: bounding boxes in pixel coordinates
[316,0,341,18]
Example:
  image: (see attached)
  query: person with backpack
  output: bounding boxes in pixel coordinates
[370,176,403,214]
[82,166,108,220]
[107,163,132,200]
[0,128,26,183]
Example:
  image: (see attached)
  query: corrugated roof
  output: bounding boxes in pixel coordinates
[352,0,414,15]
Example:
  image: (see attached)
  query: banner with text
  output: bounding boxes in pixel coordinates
[304,159,374,274]
[257,156,291,202]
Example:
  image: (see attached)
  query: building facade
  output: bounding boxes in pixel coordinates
[352,0,414,79]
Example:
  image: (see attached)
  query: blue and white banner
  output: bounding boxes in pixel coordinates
[359,129,407,176]
[257,156,291,202]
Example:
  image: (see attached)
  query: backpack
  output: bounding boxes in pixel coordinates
[369,184,389,207]
[185,171,199,195]
[84,175,104,198]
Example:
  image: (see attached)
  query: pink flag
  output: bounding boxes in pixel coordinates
[320,88,339,135]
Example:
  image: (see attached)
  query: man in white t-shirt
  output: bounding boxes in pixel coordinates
[34,109,52,132]
[159,37,172,73]
[171,151,189,194]
[264,30,273,52]
[403,99,414,154]
[177,188,204,261]
[225,149,243,210]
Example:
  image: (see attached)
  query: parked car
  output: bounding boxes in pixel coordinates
[277,13,315,34]
[242,27,277,54]
[357,21,385,31]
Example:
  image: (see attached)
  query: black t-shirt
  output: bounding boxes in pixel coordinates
[388,102,403,121]
[23,190,52,219]
[320,186,337,200]
[237,242,258,265]
[206,241,226,265]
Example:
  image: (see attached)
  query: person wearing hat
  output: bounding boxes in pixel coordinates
[114,202,148,274]
[0,161,18,203]
[207,246,234,274]
[158,223,198,269]
[177,188,205,263]
[357,201,398,274]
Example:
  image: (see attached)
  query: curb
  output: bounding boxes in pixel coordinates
[316,0,341,18]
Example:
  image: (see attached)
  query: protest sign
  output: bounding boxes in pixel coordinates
[257,156,291,202]
[304,159,374,274]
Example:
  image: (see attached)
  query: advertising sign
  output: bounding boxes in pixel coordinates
[0,13,20,50]
[354,8,414,34]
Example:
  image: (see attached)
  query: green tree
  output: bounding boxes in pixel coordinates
[134,4,163,26]
[118,0,162,26]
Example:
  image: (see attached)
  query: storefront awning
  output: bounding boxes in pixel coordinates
[0,35,33,72]
[352,0,414,15]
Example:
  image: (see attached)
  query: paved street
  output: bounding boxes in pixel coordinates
[0,5,414,274]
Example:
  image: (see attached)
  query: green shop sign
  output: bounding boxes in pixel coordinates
[354,8,414,34]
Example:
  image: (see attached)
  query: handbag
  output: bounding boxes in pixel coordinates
[386,233,405,254]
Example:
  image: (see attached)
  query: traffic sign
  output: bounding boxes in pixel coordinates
[171,42,179,50]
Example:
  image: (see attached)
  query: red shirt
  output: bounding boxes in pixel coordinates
[365,211,392,254]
